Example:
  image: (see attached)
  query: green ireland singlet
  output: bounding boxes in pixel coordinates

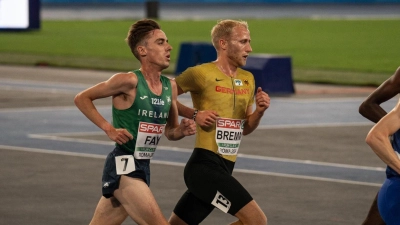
[112,70,172,156]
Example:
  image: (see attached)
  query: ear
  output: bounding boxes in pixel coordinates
[219,39,227,50]
[137,46,147,56]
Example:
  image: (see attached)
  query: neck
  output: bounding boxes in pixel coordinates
[214,60,237,78]
[140,68,161,83]
[140,68,162,95]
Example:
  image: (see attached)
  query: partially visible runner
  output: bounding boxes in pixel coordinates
[74,19,196,225]
[359,66,400,225]
[169,19,270,225]
[365,86,400,224]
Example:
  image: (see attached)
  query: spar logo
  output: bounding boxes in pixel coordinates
[139,122,164,133]
[217,119,244,129]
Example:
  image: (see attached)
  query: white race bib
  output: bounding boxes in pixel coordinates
[211,191,231,213]
[215,118,245,155]
[115,155,135,175]
[134,122,165,159]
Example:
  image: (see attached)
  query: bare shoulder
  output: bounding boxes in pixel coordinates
[168,77,178,95]
[108,71,138,89]
[110,71,137,80]
[169,77,177,86]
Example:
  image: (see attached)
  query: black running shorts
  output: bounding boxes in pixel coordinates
[173,148,253,224]
[101,146,150,198]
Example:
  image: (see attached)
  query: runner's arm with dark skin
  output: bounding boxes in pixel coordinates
[359,67,400,123]
[359,67,400,225]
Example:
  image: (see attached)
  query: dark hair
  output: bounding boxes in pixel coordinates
[125,19,161,60]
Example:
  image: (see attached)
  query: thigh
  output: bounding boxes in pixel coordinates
[361,192,385,225]
[89,197,128,225]
[102,147,149,198]
[378,178,400,225]
[113,175,169,225]
[173,190,215,225]
[185,162,253,216]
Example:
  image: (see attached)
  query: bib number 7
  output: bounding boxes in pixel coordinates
[115,155,136,175]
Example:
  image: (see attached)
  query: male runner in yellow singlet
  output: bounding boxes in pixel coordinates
[169,19,270,225]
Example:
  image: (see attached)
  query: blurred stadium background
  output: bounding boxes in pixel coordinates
[1,1,400,225]
[1,0,400,87]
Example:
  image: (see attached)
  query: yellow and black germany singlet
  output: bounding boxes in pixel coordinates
[175,62,255,162]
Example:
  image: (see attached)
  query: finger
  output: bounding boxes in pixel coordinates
[121,129,133,140]
[119,135,130,143]
[115,137,123,145]
[257,87,262,93]
[211,111,219,117]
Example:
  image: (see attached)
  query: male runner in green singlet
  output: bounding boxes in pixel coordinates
[359,66,400,225]
[74,19,196,225]
[169,19,270,225]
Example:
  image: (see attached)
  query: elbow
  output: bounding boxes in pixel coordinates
[365,132,374,146]
[365,130,384,148]
[358,101,368,116]
[165,133,174,141]
[74,93,82,107]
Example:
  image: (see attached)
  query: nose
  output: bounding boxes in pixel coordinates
[247,44,252,53]
[167,43,172,51]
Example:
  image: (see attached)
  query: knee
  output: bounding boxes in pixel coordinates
[168,212,188,225]
[235,200,267,225]
[257,213,268,225]
[237,211,267,225]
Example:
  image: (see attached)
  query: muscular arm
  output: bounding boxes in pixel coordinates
[74,73,135,144]
[243,87,270,135]
[359,66,400,123]
[366,99,400,174]
[165,79,196,140]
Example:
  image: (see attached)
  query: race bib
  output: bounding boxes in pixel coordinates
[115,155,135,175]
[134,122,165,159]
[211,191,231,213]
[215,118,245,155]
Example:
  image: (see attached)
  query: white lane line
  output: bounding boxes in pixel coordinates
[233,168,382,187]
[257,122,373,129]
[28,133,384,171]
[28,132,384,171]
[0,144,382,187]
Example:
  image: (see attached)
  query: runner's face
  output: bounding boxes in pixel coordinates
[226,26,252,67]
[144,29,172,70]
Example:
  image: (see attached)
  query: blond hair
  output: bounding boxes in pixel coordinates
[211,19,248,49]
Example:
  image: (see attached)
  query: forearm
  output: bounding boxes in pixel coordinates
[164,125,184,141]
[359,102,387,123]
[366,133,400,174]
[74,95,112,133]
[177,101,195,119]
[243,111,264,135]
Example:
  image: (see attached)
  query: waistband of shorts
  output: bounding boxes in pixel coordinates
[193,148,235,168]
[114,145,133,155]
